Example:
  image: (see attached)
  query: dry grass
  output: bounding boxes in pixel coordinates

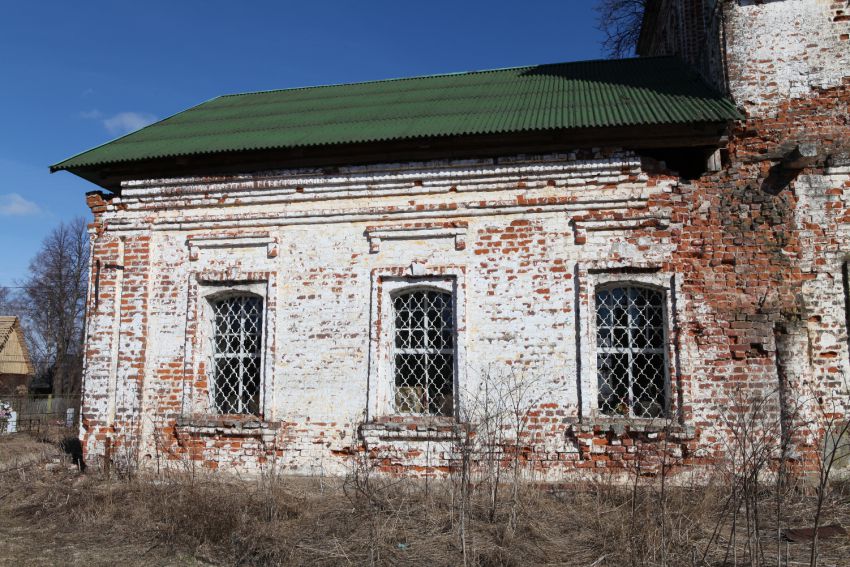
[1,435,850,566]
[0,434,58,472]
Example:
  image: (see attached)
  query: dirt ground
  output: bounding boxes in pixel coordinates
[1,433,849,566]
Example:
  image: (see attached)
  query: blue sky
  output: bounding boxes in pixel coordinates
[0,0,606,288]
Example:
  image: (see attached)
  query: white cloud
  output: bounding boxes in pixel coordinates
[103,111,158,135]
[0,193,41,216]
[79,109,158,135]
[78,109,103,120]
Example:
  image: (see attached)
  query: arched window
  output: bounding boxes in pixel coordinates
[596,285,668,418]
[393,289,455,416]
[210,294,263,415]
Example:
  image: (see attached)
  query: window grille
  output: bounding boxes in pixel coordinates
[393,289,455,416]
[596,286,668,418]
[210,295,263,415]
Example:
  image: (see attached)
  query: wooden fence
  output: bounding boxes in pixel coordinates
[1,395,81,435]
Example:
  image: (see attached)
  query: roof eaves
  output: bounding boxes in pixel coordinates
[49,115,742,173]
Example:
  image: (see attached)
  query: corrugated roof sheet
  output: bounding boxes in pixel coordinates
[51,56,741,172]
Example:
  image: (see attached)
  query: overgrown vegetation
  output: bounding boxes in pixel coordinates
[0,428,849,567]
[2,371,849,566]
[0,444,850,566]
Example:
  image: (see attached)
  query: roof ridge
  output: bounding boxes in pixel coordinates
[218,55,679,99]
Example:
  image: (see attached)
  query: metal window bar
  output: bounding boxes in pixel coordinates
[211,295,263,415]
[392,289,455,416]
[596,286,669,418]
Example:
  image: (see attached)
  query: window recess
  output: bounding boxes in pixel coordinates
[595,285,669,418]
[392,289,456,417]
[210,294,264,415]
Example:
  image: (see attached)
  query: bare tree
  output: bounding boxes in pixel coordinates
[0,286,12,314]
[18,217,89,396]
[595,0,649,58]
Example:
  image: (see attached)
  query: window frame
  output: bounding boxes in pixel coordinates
[577,266,681,423]
[367,266,466,421]
[390,285,457,417]
[593,283,671,419]
[206,290,266,416]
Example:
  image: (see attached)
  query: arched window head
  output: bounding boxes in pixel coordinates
[393,288,455,416]
[210,294,263,415]
[596,285,668,418]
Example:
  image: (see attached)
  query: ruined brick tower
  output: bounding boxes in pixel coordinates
[639,0,850,468]
[53,0,850,477]
[641,0,850,119]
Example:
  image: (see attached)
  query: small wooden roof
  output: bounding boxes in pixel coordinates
[0,317,34,376]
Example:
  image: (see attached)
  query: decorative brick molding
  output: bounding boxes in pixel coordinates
[360,417,461,444]
[570,216,671,245]
[365,222,468,253]
[175,415,280,441]
[104,193,651,233]
[119,153,644,206]
[186,232,278,261]
[565,417,696,438]
[91,151,655,233]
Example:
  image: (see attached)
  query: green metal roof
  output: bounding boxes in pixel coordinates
[51,56,741,173]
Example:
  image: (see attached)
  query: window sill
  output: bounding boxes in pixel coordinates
[175,415,279,438]
[566,416,695,439]
[360,416,462,442]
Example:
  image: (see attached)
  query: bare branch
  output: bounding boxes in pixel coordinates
[595,0,648,58]
[17,217,89,395]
